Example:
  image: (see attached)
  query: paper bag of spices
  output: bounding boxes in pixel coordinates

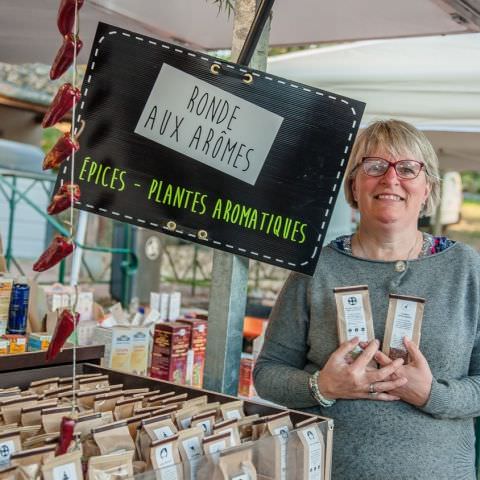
[41,450,82,480]
[88,450,134,480]
[334,285,375,360]
[219,400,244,422]
[0,430,21,468]
[254,412,292,480]
[213,443,257,480]
[92,420,135,455]
[382,294,425,363]
[287,418,325,480]
[177,427,204,480]
[150,435,183,480]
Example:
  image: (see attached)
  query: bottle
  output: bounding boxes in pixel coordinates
[7,277,30,335]
[131,306,145,326]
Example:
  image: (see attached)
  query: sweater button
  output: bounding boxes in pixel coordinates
[395,261,406,272]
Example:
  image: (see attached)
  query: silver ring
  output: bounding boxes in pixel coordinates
[369,383,376,394]
[368,391,378,399]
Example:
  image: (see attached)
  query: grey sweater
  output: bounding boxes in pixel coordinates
[254,241,480,480]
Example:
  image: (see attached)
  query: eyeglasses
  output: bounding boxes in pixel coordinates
[361,157,425,180]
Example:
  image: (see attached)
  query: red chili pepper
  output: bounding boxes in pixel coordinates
[57,0,85,36]
[50,33,83,81]
[42,83,81,128]
[47,183,81,215]
[56,416,76,455]
[47,309,80,362]
[43,133,79,171]
[33,235,75,272]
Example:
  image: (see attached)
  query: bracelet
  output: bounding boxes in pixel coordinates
[309,370,336,407]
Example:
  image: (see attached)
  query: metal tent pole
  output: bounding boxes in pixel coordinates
[203,0,275,395]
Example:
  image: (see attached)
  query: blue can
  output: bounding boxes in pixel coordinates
[7,281,30,335]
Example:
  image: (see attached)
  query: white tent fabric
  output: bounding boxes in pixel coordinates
[267,34,480,170]
[0,0,478,65]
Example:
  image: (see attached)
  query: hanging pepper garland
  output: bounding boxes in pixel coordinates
[34,0,86,451]
[34,0,83,394]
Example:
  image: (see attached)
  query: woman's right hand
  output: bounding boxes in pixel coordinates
[317,337,408,401]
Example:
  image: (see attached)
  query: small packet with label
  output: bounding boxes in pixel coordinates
[0,430,21,468]
[136,414,177,463]
[288,418,325,480]
[93,391,124,413]
[92,420,135,455]
[41,450,82,480]
[191,410,216,437]
[74,412,114,439]
[28,378,59,395]
[382,294,425,363]
[237,414,260,442]
[113,398,140,421]
[255,412,292,480]
[334,285,375,360]
[213,419,241,447]
[10,445,56,480]
[1,395,39,425]
[21,401,58,427]
[219,400,244,421]
[78,375,109,391]
[178,427,204,480]
[125,413,151,440]
[88,450,134,480]
[150,434,183,479]
[211,442,257,480]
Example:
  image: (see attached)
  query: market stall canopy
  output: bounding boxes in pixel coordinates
[267,33,480,171]
[1,0,480,65]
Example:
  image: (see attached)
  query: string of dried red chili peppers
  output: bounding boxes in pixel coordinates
[34,0,85,448]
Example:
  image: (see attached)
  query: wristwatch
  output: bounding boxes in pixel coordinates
[309,370,336,407]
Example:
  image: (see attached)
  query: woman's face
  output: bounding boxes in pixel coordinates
[352,149,430,227]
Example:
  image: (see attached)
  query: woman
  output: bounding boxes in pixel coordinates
[253,120,480,479]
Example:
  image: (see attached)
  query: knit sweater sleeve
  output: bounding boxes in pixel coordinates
[253,272,319,409]
[420,321,480,419]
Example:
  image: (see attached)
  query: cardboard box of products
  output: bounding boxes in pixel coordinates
[151,322,191,383]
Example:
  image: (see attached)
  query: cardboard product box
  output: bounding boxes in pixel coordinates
[0,338,8,354]
[27,333,51,352]
[0,278,13,335]
[150,292,169,321]
[177,318,208,351]
[130,327,150,376]
[152,322,191,357]
[2,334,26,354]
[151,322,191,384]
[94,326,132,372]
[185,349,206,388]
[150,355,188,384]
[76,321,98,346]
[76,290,94,322]
[238,353,255,398]
[167,292,182,321]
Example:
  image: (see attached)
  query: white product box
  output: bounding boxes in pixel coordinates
[94,326,132,373]
[168,292,182,321]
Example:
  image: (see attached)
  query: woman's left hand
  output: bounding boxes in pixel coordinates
[374,337,433,407]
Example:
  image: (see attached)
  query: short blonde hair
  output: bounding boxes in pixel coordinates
[344,119,440,217]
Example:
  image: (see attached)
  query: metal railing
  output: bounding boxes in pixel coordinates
[0,169,137,304]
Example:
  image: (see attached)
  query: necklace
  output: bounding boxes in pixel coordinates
[355,231,421,261]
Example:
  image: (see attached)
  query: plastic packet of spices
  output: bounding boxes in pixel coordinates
[333,285,375,360]
[382,294,425,364]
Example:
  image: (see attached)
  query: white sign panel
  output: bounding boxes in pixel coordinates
[135,64,284,185]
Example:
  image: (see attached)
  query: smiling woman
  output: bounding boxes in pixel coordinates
[253,120,480,480]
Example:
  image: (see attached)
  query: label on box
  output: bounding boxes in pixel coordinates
[390,299,417,350]
[301,427,323,480]
[182,436,202,480]
[274,426,289,480]
[0,439,15,466]
[53,462,78,480]
[342,294,369,342]
[153,426,175,440]
[154,443,177,479]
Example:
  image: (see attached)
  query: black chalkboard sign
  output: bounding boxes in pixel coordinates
[57,22,365,276]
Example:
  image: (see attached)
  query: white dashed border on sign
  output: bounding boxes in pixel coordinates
[62,28,358,269]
